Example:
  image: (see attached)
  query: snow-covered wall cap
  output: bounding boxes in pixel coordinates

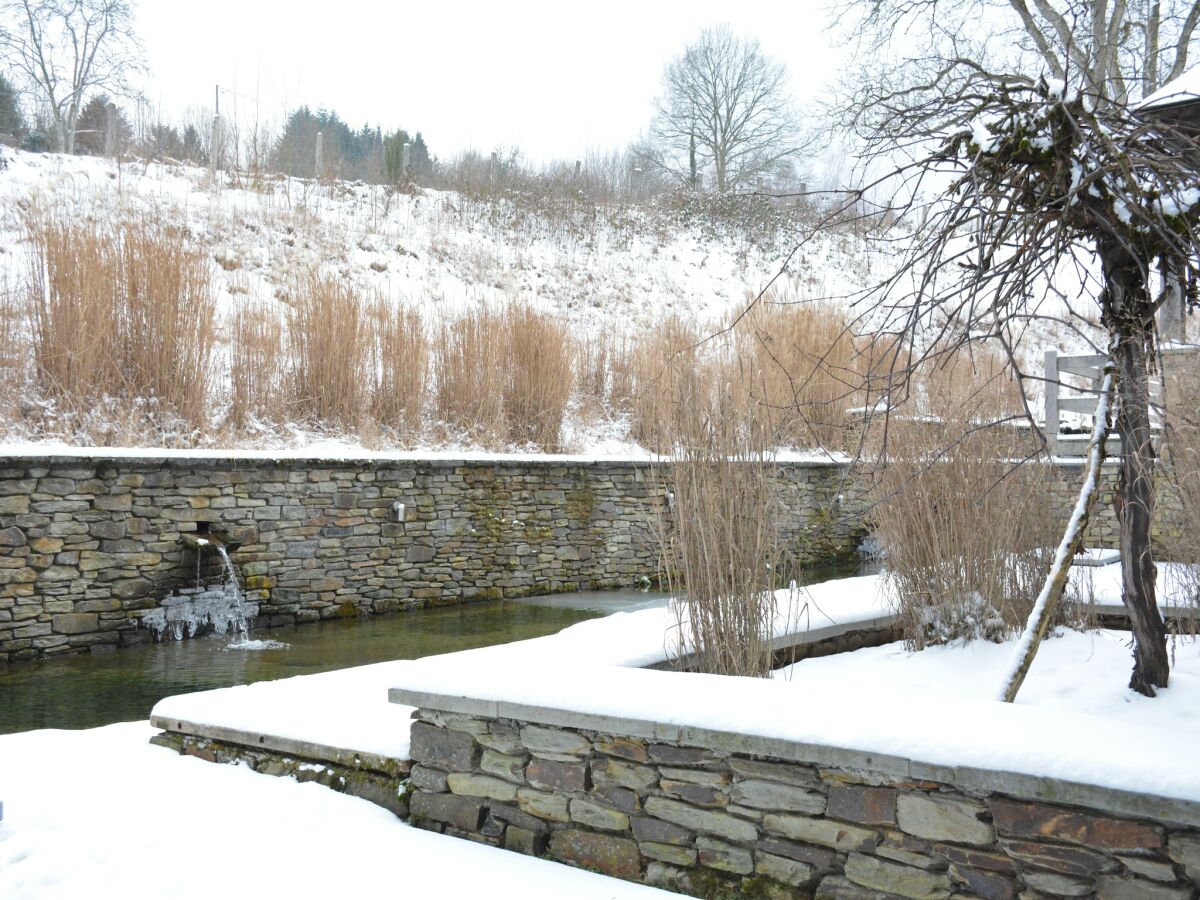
[1139,65,1200,110]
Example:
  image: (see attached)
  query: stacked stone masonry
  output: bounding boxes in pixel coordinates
[149,730,411,816]
[0,456,867,663]
[406,709,1200,899]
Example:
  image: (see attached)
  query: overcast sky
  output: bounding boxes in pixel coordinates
[136,0,844,163]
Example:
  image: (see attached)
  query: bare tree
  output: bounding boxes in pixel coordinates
[830,62,1200,696]
[837,1,1200,117]
[0,0,144,153]
[830,1,1200,697]
[646,25,804,193]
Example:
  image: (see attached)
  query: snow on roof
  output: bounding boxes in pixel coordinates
[1139,65,1200,110]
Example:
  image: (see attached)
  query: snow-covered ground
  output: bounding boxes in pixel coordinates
[385,565,1200,802]
[4,564,1199,895]
[0,439,850,465]
[0,721,680,900]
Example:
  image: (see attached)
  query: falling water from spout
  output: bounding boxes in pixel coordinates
[214,542,250,642]
[142,534,271,646]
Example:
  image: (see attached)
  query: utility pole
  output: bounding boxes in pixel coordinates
[211,84,223,176]
[104,103,116,157]
[315,131,323,180]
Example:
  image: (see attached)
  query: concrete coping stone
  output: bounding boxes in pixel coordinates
[386,688,1200,830]
[0,452,853,470]
[148,713,408,775]
[644,615,900,672]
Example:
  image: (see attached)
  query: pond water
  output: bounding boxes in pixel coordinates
[0,560,877,736]
[0,599,627,735]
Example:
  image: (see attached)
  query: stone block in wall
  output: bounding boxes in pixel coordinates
[763,813,877,853]
[52,612,98,634]
[526,757,588,793]
[730,778,827,814]
[826,785,898,826]
[516,788,571,823]
[409,722,479,772]
[896,793,994,846]
[988,797,1164,852]
[1000,839,1120,876]
[445,773,519,803]
[844,852,953,898]
[549,829,642,880]
[1168,832,1200,879]
[409,791,485,832]
[643,796,758,843]
[755,851,816,888]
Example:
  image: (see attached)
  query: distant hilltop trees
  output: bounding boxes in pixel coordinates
[274,105,432,185]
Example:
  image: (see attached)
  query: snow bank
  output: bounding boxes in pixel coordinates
[0,439,850,465]
[0,722,679,900]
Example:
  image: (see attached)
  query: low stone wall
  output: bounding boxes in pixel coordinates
[0,455,867,663]
[148,730,410,816]
[398,703,1200,899]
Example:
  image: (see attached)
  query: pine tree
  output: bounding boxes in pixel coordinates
[0,73,26,144]
[384,129,410,184]
[410,132,431,180]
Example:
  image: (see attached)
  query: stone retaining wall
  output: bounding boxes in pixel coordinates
[0,455,866,664]
[401,707,1200,899]
[149,730,411,816]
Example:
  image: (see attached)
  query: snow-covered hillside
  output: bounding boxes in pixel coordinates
[0,147,887,454]
[0,147,870,333]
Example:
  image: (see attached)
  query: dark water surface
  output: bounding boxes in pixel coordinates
[0,600,612,735]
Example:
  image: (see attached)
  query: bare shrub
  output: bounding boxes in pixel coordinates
[366,301,427,438]
[656,389,785,677]
[27,210,215,432]
[286,274,365,427]
[229,301,284,429]
[868,363,1060,648]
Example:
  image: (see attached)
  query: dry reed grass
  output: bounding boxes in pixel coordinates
[433,308,507,443]
[286,274,365,427]
[26,209,216,431]
[433,305,574,450]
[229,300,285,428]
[627,317,712,453]
[0,275,25,420]
[9,212,897,459]
[502,304,574,450]
[367,300,427,437]
[738,302,864,451]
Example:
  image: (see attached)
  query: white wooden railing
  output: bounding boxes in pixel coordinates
[1043,347,1198,456]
